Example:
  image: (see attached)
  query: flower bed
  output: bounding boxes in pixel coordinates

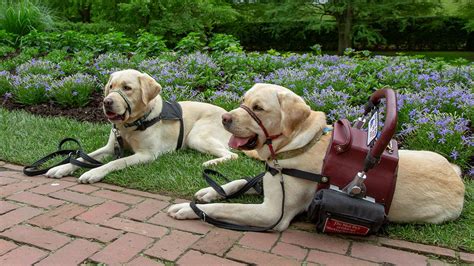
[0,50,472,174]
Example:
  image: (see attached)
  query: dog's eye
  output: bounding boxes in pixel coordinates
[109,84,112,89]
[253,105,264,111]
[123,85,132,91]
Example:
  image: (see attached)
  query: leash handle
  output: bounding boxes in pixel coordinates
[203,169,264,199]
[23,138,103,176]
[190,179,285,232]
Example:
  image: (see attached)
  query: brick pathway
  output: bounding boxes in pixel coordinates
[0,162,472,265]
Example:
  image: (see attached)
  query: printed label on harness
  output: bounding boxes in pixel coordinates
[323,217,370,235]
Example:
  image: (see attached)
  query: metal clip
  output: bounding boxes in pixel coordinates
[202,212,206,222]
[386,141,394,154]
[353,117,366,129]
[272,159,284,182]
[343,171,367,198]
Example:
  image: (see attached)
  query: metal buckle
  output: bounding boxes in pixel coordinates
[202,212,206,222]
[273,159,284,182]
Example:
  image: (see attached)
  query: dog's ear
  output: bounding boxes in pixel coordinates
[277,91,311,137]
[139,73,162,105]
[104,73,115,96]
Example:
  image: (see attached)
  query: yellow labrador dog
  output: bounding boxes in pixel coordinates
[45,69,237,183]
[168,83,465,231]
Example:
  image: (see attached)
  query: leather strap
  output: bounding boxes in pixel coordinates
[124,101,184,150]
[23,138,103,176]
[240,104,282,160]
[202,169,264,199]
[189,179,285,232]
[266,164,329,184]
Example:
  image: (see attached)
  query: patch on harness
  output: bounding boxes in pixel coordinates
[323,218,370,235]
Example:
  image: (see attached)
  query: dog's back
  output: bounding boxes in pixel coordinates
[388,150,465,224]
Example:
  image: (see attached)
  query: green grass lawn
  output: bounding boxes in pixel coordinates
[0,108,472,252]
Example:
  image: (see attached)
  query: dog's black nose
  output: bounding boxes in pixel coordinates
[222,113,232,127]
[103,98,113,107]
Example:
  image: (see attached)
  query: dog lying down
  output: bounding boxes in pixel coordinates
[168,83,465,231]
[45,69,237,183]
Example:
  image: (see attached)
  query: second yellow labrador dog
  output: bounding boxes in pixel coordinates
[168,83,465,231]
[45,69,237,183]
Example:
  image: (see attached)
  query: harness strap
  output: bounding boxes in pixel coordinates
[240,104,282,160]
[111,90,132,115]
[123,101,184,150]
[267,164,329,183]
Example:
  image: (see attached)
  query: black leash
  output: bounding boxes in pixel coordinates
[190,169,285,232]
[23,138,104,176]
[191,164,330,231]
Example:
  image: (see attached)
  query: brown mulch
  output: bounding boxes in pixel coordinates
[1,91,108,123]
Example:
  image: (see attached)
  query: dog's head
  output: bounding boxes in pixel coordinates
[223,83,311,152]
[103,69,162,123]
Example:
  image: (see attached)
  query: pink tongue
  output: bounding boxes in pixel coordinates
[228,135,251,149]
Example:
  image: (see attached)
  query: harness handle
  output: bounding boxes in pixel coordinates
[363,88,398,172]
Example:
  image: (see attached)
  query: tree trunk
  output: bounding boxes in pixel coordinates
[336,3,353,55]
[79,4,92,23]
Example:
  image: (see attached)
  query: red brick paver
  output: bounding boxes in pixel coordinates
[92,189,143,204]
[121,198,168,221]
[90,233,153,264]
[238,231,280,251]
[30,180,76,194]
[102,217,168,238]
[77,200,129,223]
[1,225,70,251]
[28,204,87,229]
[193,228,242,256]
[54,220,122,242]
[148,212,211,234]
[0,201,18,214]
[50,190,105,206]
[7,191,65,209]
[178,250,245,266]
[145,230,200,261]
[0,206,43,231]
[271,242,308,260]
[0,246,47,266]
[226,246,300,265]
[0,239,17,256]
[0,164,471,265]
[36,239,101,266]
[307,249,377,265]
[351,242,428,265]
[128,256,165,266]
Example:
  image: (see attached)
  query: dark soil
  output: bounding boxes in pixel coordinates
[1,91,108,123]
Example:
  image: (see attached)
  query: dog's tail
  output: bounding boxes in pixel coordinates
[242,150,264,161]
[450,163,462,177]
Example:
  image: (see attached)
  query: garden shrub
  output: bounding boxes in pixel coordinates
[0,45,15,57]
[208,33,242,53]
[0,0,54,36]
[12,74,53,105]
[175,32,206,54]
[16,59,63,77]
[0,30,18,46]
[51,74,98,107]
[0,70,14,96]
[136,32,169,57]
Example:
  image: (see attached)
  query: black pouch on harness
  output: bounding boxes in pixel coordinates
[307,189,386,235]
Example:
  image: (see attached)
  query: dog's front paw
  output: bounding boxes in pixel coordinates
[167,203,199,220]
[195,187,221,203]
[78,168,106,184]
[45,164,75,178]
